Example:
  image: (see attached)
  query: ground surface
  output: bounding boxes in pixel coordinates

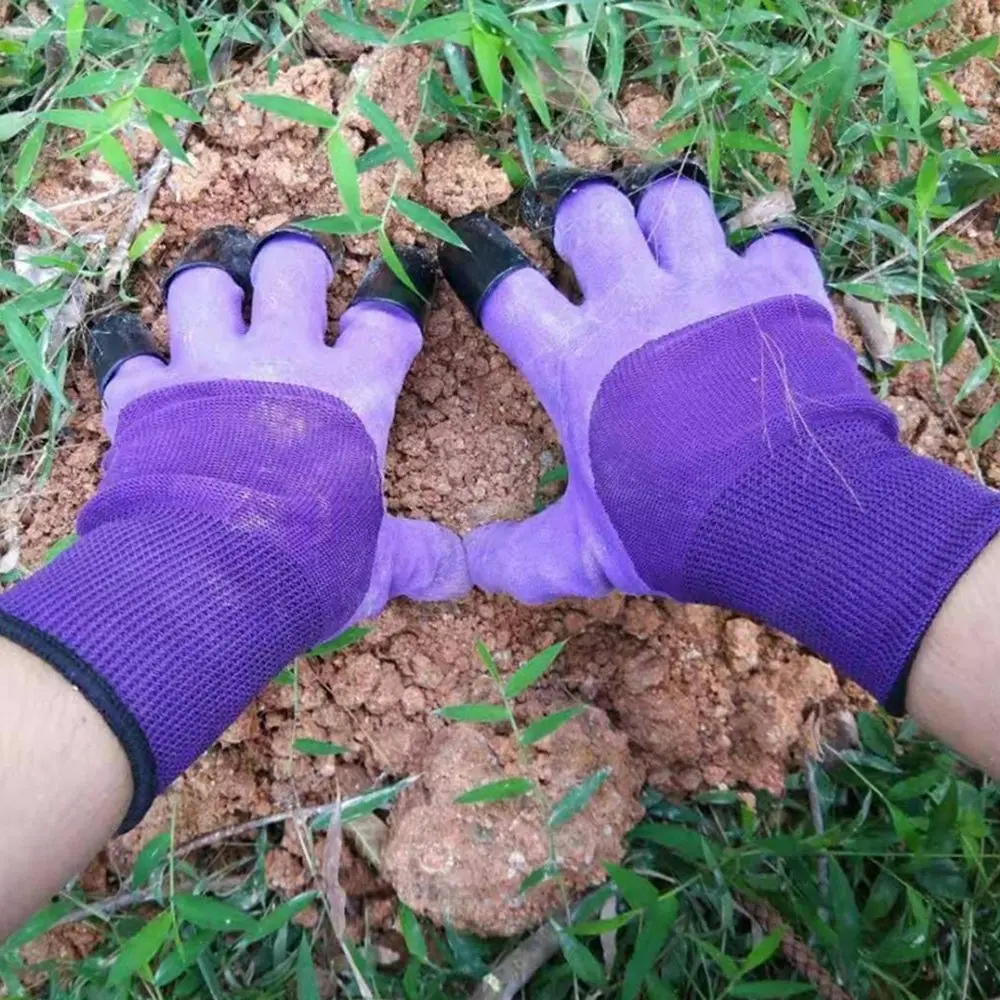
[10,5,999,943]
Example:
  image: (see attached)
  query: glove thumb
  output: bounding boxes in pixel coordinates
[464,497,612,603]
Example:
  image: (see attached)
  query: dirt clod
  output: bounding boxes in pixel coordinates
[383,710,643,936]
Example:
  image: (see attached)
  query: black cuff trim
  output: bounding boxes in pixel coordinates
[0,609,157,833]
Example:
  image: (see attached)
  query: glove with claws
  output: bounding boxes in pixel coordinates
[0,226,469,828]
[439,163,1000,712]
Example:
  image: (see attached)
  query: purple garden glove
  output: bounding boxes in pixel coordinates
[0,228,468,829]
[440,166,1000,711]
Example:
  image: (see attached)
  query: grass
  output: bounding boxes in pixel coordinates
[1,0,999,996]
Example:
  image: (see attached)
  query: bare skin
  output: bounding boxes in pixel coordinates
[1,534,998,940]
[0,637,131,939]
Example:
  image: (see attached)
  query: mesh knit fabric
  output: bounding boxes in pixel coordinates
[0,380,382,828]
[591,296,1000,707]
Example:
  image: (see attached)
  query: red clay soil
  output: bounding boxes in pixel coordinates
[9,2,1000,941]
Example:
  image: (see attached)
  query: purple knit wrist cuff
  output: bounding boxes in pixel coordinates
[0,512,331,828]
[684,420,1000,707]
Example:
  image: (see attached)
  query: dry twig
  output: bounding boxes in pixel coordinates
[470,922,561,1000]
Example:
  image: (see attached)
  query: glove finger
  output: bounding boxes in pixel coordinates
[166,266,247,366]
[248,230,340,345]
[354,516,470,621]
[383,516,470,602]
[465,498,612,603]
[739,229,829,306]
[552,180,661,300]
[635,174,730,277]
[440,215,580,410]
[332,247,435,451]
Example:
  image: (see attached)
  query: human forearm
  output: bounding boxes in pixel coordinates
[0,637,131,938]
[908,532,1000,774]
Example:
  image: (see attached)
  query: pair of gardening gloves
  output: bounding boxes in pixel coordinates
[3,164,1000,830]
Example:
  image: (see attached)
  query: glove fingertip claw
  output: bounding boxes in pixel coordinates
[88,312,163,394]
[438,213,532,323]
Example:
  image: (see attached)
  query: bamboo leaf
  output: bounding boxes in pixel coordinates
[174,894,257,932]
[437,703,510,723]
[61,69,133,99]
[327,131,362,218]
[13,123,47,190]
[378,229,420,295]
[178,11,209,84]
[398,12,473,44]
[969,401,1000,449]
[392,196,467,247]
[98,134,137,189]
[788,101,809,186]
[308,625,371,657]
[292,738,347,756]
[720,130,782,153]
[520,706,585,745]
[472,27,505,108]
[0,307,70,407]
[243,93,337,128]
[319,10,386,45]
[295,939,320,1000]
[454,777,534,805]
[144,110,190,165]
[954,356,992,403]
[915,152,939,215]
[504,641,566,698]
[356,95,415,168]
[549,767,611,829]
[885,0,952,34]
[136,86,201,122]
[508,49,551,128]
[556,926,605,986]
[888,39,923,134]
[296,214,381,235]
[817,25,859,126]
[0,111,33,142]
[108,910,172,986]
[622,898,679,1000]
[64,0,86,65]
[128,222,165,261]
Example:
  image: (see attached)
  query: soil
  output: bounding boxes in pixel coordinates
[8,11,1000,944]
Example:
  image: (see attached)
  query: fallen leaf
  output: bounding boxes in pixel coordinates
[599,892,618,975]
[322,800,347,937]
[345,813,389,871]
[727,188,796,231]
[843,293,896,366]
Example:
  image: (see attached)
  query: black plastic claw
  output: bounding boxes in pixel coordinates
[438,213,533,323]
[161,224,257,301]
[732,221,820,262]
[520,168,619,241]
[350,245,437,326]
[251,224,344,273]
[87,312,162,394]
[616,158,710,203]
